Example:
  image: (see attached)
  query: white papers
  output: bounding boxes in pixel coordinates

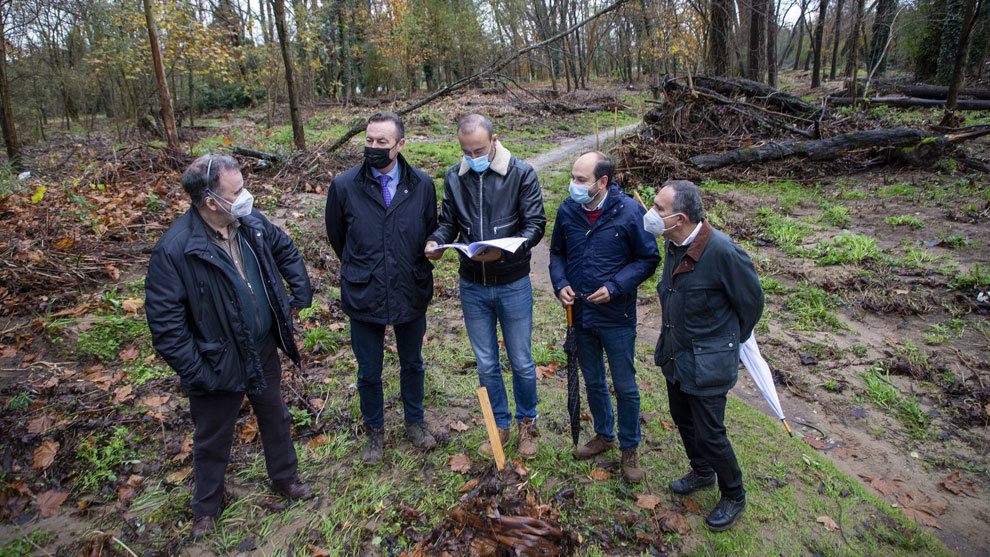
[429,237,527,258]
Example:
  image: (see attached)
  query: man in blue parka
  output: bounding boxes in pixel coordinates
[549,151,660,483]
[145,155,313,539]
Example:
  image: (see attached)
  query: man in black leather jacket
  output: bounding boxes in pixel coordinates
[145,155,313,539]
[646,180,764,532]
[425,113,546,459]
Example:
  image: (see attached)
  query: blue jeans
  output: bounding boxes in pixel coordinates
[350,315,427,429]
[459,276,538,429]
[575,326,641,450]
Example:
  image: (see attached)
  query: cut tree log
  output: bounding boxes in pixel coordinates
[898,85,990,100]
[233,147,286,163]
[688,128,928,169]
[688,76,820,115]
[827,96,990,110]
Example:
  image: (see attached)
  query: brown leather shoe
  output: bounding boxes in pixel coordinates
[275,481,314,501]
[621,448,643,483]
[574,434,616,460]
[191,515,215,540]
[518,418,539,459]
[478,428,510,457]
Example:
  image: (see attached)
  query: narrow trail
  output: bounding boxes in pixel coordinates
[525,122,640,296]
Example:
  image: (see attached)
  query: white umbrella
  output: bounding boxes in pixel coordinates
[740,333,793,436]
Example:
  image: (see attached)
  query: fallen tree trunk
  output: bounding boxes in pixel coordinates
[234,147,286,163]
[827,96,990,110]
[688,128,928,169]
[898,85,990,100]
[688,75,820,115]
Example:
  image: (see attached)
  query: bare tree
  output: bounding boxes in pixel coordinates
[706,0,734,75]
[846,0,865,100]
[142,0,178,150]
[767,0,779,86]
[271,0,305,150]
[944,0,984,119]
[748,0,768,81]
[0,0,21,169]
[829,0,845,80]
[811,0,829,88]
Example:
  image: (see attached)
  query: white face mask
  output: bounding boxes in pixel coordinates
[210,188,254,219]
[643,208,681,237]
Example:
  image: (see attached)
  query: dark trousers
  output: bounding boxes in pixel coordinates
[188,338,298,517]
[666,380,744,501]
[350,315,427,429]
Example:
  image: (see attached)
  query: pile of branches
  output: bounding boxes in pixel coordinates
[616,75,990,184]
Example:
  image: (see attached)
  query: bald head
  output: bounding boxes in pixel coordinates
[457,113,494,138]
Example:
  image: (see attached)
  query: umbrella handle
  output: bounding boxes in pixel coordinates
[781,419,794,437]
[566,305,573,327]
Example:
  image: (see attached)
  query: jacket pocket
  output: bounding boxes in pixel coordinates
[491,216,518,238]
[191,339,231,392]
[341,263,372,284]
[691,334,739,388]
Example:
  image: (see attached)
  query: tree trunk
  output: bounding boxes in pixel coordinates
[793,7,807,70]
[829,0,845,79]
[938,0,966,85]
[272,0,306,151]
[748,0,767,81]
[142,0,179,150]
[706,0,734,75]
[847,0,865,99]
[869,0,898,75]
[767,0,779,86]
[811,0,829,87]
[0,10,21,170]
[945,0,982,114]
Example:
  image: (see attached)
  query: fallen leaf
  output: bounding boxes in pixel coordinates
[658,509,691,534]
[589,468,610,481]
[116,475,144,503]
[859,474,902,497]
[112,384,134,404]
[54,237,75,250]
[120,299,144,313]
[309,545,333,557]
[817,515,839,531]
[309,398,325,410]
[172,437,193,462]
[166,467,192,483]
[447,454,472,474]
[36,490,68,517]
[512,460,530,477]
[535,361,559,380]
[328,322,346,331]
[75,320,94,332]
[803,436,826,450]
[21,352,38,364]
[896,490,946,529]
[26,414,55,435]
[400,505,421,522]
[11,480,34,497]
[941,472,978,497]
[448,420,469,432]
[635,493,663,510]
[386,344,398,354]
[1,346,16,358]
[458,478,480,493]
[308,434,328,449]
[659,418,675,431]
[118,346,140,361]
[832,447,856,459]
[239,416,259,443]
[32,440,59,469]
[683,496,704,516]
[140,395,170,408]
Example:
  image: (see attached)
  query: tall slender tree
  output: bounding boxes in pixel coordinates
[811,0,829,87]
[829,0,845,79]
[271,0,305,151]
[767,0,778,86]
[748,0,768,81]
[706,0,734,75]
[142,0,178,150]
[945,0,983,116]
[869,0,898,75]
[0,0,21,170]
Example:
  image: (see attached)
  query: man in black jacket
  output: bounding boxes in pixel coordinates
[325,112,438,465]
[424,113,546,459]
[647,180,764,532]
[549,152,660,482]
[145,155,313,539]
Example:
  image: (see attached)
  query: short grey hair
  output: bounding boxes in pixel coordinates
[182,154,241,206]
[662,179,704,224]
[457,113,494,138]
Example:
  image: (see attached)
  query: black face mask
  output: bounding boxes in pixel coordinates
[364,145,394,169]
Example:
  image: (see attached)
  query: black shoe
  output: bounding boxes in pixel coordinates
[405,422,437,450]
[190,515,215,540]
[362,427,385,464]
[669,470,716,496]
[705,496,746,531]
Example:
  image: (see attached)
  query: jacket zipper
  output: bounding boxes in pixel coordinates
[243,238,288,358]
[479,170,486,285]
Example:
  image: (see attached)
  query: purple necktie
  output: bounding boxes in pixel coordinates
[379,174,392,207]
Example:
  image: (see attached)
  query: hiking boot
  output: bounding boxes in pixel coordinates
[518,418,539,459]
[478,428,510,457]
[361,427,385,464]
[574,434,615,460]
[405,422,437,450]
[190,515,215,540]
[621,448,643,483]
[705,496,746,531]
[274,480,313,501]
[669,470,716,496]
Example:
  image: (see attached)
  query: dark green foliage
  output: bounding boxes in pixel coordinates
[913,0,948,80]
[869,0,899,74]
[937,0,965,84]
[196,83,264,111]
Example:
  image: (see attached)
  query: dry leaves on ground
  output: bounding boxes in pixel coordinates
[118,345,140,361]
[635,493,663,510]
[307,434,328,449]
[832,447,856,459]
[239,416,259,443]
[26,414,54,435]
[166,467,191,483]
[657,509,691,535]
[803,436,826,450]
[120,298,144,313]
[683,496,704,516]
[535,361,559,380]
[859,474,902,496]
[141,395,170,408]
[448,453,472,474]
[32,440,59,469]
[817,515,839,531]
[458,478,480,493]
[941,472,978,497]
[36,490,68,517]
[112,384,134,404]
[896,490,947,529]
[448,420,469,432]
[589,468,610,481]
[512,460,530,477]
[171,436,193,463]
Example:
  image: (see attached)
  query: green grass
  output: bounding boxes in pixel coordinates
[860,364,932,439]
[949,262,990,291]
[754,208,814,255]
[785,282,845,331]
[76,426,141,494]
[76,315,153,362]
[878,183,919,197]
[816,233,880,266]
[884,215,925,229]
[815,202,851,228]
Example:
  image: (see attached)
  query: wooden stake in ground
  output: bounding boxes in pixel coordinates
[476,387,505,470]
[613,106,618,138]
[595,117,599,150]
